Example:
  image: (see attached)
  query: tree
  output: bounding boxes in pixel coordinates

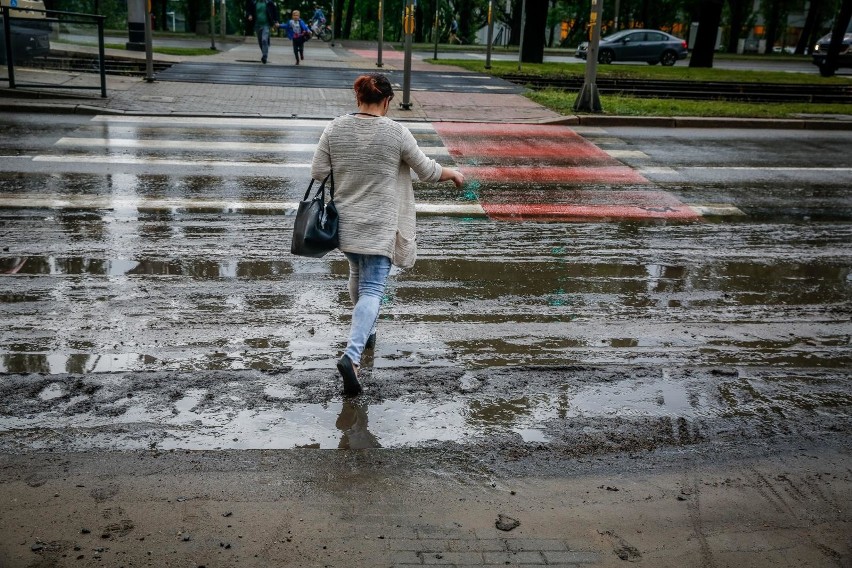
[343,0,356,36]
[520,0,547,62]
[796,0,826,54]
[725,0,751,53]
[823,0,852,73]
[761,0,795,53]
[689,0,723,67]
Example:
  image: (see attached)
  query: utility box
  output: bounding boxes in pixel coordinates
[126,0,146,51]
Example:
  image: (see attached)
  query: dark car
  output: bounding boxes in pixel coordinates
[811,22,852,77]
[0,21,51,64]
[575,29,689,66]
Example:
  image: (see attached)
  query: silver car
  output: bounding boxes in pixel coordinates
[576,29,689,66]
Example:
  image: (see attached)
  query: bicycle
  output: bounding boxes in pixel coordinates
[310,19,332,41]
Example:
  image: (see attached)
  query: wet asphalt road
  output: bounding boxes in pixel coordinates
[0,112,850,459]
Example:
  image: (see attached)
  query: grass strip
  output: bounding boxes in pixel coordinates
[432,58,852,118]
[436,58,851,85]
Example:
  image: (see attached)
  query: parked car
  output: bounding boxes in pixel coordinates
[0,0,51,64]
[811,22,852,77]
[575,29,689,66]
[0,21,51,64]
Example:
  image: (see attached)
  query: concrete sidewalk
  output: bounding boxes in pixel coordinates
[0,38,562,123]
[2,37,852,129]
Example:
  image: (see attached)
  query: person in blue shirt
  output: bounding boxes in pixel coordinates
[286,9,311,65]
[245,0,279,64]
[311,4,326,26]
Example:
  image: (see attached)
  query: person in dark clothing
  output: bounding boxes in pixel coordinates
[246,0,279,63]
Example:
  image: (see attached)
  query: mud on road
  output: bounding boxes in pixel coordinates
[0,364,850,568]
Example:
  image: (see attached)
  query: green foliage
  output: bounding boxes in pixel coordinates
[527,88,852,118]
[439,57,852,84]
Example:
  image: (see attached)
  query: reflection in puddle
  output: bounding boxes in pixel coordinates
[336,402,381,449]
[0,377,718,451]
[2,255,294,279]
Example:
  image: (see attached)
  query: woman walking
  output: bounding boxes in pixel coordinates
[310,73,465,396]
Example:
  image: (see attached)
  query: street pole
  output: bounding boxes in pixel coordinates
[400,0,414,109]
[517,0,526,71]
[220,0,226,39]
[144,0,154,81]
[573,0,602,112]
[377,0,384,67]
[484,0,494,69]
[432,0,439,59]
[209,0,216,49]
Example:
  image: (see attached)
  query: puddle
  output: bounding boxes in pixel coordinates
[0,375,724,451]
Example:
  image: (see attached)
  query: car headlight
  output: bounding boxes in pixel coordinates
[814,44,820,52]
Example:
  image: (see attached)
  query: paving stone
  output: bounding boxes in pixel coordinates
[542,550,602,564]
[482,550,546,564]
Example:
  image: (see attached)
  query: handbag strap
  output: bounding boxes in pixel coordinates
[304,133,334,202]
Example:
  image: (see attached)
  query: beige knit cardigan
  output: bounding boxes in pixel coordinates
[310,115,443,268]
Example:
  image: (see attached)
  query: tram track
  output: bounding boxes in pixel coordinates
[502,73,852,103]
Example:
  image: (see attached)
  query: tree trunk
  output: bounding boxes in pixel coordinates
[725,0,749,53]
[342,0,355,38]
[520,0,547,63]
[414,1,424,42]
[796,0,822,54]
[762,0,781,54]
[509,0,521,44]
[187,0,202,35]
[826,0,852,69]
[689,0,723,67]
[333,0,344,38]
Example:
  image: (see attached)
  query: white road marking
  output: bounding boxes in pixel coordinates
[90,115,437,132]
[0,194,486,216]
[54,137,449,156]
[688,204,746,216]
[682,166,852,172]
[605,149,649,159]
[33,155,310,167]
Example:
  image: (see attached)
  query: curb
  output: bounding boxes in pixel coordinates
[4,98,852,129]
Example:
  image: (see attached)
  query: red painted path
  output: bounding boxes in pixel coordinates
[432,122,699,221]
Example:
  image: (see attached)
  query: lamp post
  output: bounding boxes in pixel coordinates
[377,0,384,66]
[432,0,439,59]
[144,0,154,81]
[484,0,494,69]
[516,0,525,71]
[573,0,602,112]
[400,0,414,109]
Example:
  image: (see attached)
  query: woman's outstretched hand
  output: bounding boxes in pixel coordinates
[441,167,465,188]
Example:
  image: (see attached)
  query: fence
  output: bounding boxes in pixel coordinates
[1,6,106,97]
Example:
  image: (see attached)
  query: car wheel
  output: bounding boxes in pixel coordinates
[818,64,836,77]
[598,49,614,64]
[660,51,677,66]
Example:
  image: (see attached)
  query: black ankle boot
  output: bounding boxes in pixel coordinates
[336,354,361,396]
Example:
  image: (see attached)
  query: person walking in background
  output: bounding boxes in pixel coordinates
[245,0,279,63]
[311,4,326,31]
[310,73,465,396]
[448,16,462,44]
[286,10,311,65]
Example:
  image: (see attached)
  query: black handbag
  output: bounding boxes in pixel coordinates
[290,172,339,258]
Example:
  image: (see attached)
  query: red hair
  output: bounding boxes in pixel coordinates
[353,73,394,105]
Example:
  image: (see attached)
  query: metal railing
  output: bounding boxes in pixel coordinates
[1,6,106,97]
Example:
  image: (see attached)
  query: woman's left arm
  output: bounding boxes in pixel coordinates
[311,126,332,180]
[401,129,464,187]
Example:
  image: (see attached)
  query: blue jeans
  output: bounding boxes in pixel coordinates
[343,253,391,366]
[256,25,270,59]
